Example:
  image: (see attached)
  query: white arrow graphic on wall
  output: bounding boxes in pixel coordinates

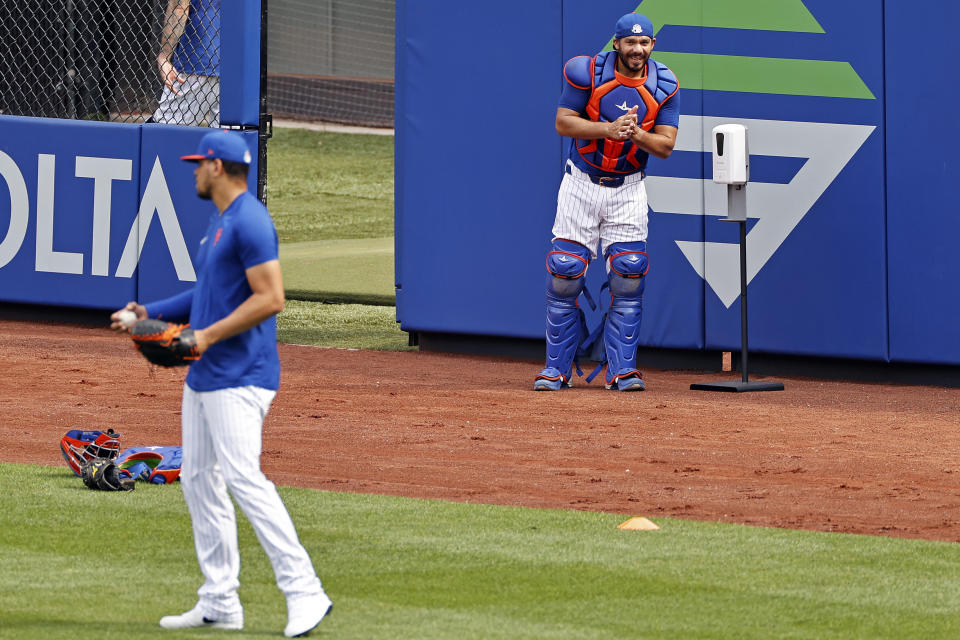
[646,115,875,308]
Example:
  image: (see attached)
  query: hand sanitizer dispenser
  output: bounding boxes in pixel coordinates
[712,124,749,185]
[712,124,749,222]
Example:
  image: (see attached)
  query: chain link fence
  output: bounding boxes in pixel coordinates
[268,0,394,129]
[0,0,221,127]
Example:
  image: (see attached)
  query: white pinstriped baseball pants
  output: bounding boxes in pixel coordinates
[552,160,649,260]
[152,74,220,127]
[180,384,323,617]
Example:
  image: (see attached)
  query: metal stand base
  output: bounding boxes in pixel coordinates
[691,195,784,394]
[690,380,784,393]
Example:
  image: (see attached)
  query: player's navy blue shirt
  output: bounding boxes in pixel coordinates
[173,0,220,76]
[148,191,281,391]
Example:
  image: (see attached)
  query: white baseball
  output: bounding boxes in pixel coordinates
[117,309,138,328]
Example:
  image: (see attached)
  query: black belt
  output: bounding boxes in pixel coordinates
[566,164,638,187]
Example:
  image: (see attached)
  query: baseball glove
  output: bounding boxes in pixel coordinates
[130,319,200,367]
[81,458,135,491]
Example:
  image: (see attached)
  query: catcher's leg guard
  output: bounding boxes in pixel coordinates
[603,242,649,391]
[535,239,591,390]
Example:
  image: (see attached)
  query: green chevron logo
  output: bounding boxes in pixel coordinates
[603,0,875,99]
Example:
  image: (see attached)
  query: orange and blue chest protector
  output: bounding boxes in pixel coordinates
[558,50,679,176]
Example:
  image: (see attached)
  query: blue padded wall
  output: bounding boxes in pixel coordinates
[395,0,563,338]
[697,0,887,360]
[220,0,261,126]
[885,0,960,365]
[395,0,951,366]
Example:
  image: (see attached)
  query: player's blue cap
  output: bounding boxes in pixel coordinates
[181,129,253,165]
[614,13,654,39]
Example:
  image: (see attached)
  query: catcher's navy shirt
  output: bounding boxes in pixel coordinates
[148,191,281,392]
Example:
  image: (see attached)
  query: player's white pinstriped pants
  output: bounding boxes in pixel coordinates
[552,160,649,260]
[180,384,323,617]
[152,74,220,127]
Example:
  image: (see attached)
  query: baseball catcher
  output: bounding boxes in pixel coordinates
[130,319,200,367]
[534,11,679,392]
[81,458,135,491]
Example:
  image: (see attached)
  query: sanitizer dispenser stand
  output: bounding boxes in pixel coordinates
[691,124,784,393]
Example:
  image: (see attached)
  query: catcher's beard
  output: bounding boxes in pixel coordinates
[196,184,213,200]
[616,48,648,73]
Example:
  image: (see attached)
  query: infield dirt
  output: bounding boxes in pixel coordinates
[6,318,960,542]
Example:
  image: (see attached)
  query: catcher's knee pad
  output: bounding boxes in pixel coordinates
[604,242,647,384]
[607,241,648,298]
[546,239,590,298]
[543,239,591,380]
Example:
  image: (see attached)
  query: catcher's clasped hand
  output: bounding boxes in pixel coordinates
[608,105,639,140]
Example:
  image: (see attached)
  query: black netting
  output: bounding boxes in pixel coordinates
[0,0,221,126]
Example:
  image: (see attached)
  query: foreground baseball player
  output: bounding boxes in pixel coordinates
[534,11,679,392]
[110,130,332,637]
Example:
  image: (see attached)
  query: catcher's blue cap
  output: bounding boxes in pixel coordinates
[614,13,654,39]
[181,129,253,165]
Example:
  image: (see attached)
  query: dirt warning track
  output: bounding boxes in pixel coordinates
[5,317,960,542]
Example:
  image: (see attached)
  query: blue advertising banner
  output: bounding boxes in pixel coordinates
[0,117,258,310]
[559,0,887,359]
[0,4,262,312]
[654,0,886,360]
[0,117,141,308]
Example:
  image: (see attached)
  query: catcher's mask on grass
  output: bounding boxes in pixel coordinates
[60,429,121,476]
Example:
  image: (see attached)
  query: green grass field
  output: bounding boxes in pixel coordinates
[4,463,960,639]
[269,127,403,347]
[268,129,394,243]
[277,299,412,351]
[279,237,395,307]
